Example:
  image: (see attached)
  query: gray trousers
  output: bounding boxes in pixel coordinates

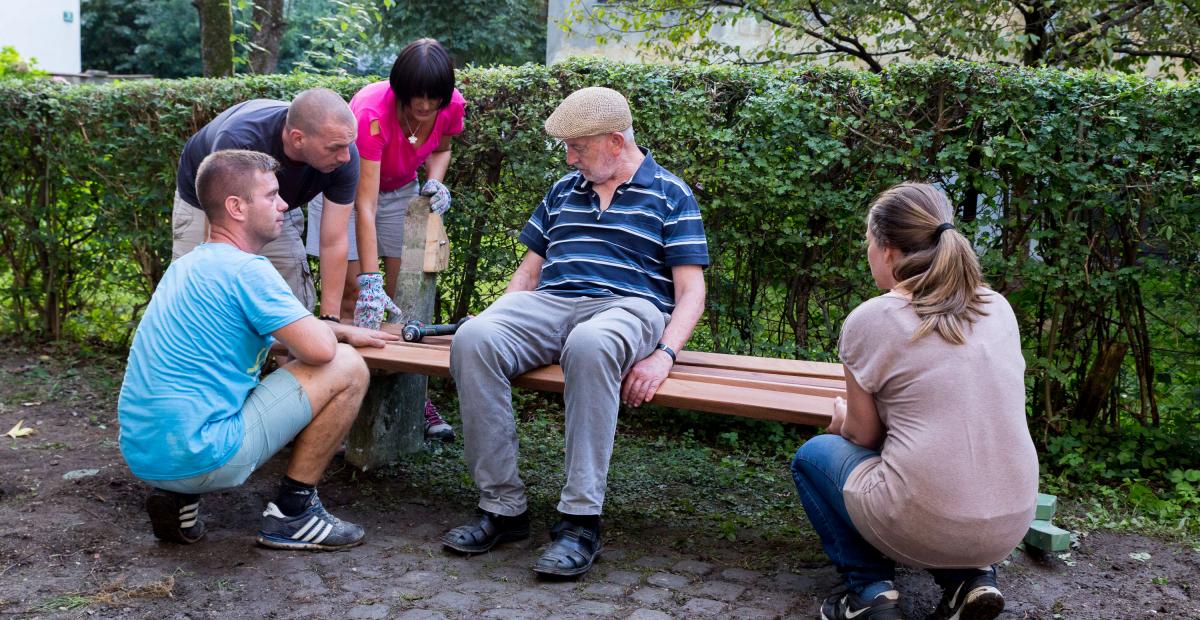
[450,291,667,517]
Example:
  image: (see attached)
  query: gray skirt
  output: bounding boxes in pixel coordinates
[305,180,419,261]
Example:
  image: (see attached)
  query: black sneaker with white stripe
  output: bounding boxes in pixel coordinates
[146,489,206,544]
[928,568,1005,620]
[820,584,902,620]
[256,491,364,551]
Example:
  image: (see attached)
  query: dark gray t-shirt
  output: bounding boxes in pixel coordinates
[176,99,359,210]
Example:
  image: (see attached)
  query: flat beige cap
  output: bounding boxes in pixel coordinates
[544,86,632,139]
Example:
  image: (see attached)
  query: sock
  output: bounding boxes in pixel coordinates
[275,476,315,517]
[158,489,202,506]
[561,512,600,531]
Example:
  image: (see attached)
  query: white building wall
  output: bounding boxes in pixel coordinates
[0,0,82,74]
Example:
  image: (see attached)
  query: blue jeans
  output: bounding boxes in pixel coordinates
[792,434,994,595]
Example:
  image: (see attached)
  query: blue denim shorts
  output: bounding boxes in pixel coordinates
[151,368,312,494]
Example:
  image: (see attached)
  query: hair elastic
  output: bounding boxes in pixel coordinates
[934,222,956,239]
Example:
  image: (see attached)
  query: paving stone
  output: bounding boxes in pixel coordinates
[680,597,727,616]
[539,579,582,592]
[566,600,621,616]
[399,571,442,587]
[480,609,540,620]
[584,582,627,598]
[772,572,817,593]
[604,569,643,586]
[285,569,326,591]
[630,586,673,606]
[628,610,673,620]
[730,606,778,620]
[602,548,627,561]
[393,610,448,620]
[513,588,569,607]
[632,555,675,569]
[720,568,763,583]
[695,580,746,602]
[741,589,799,613]
[488,565,533,584]
[647,572,690,590]
[457,579,509,594]
[339,578,375,594]
[347,604,390,619]
[382,585,429,602]
[672,559,714,576]
[424,590,479,611]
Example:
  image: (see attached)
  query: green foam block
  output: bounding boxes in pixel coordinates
[1024,520,1070,552]
[1036,493,1057,520]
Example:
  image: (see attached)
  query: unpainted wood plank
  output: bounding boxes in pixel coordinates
[354,343,835,425]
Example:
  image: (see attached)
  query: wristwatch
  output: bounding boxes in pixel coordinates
[655,342,677,362]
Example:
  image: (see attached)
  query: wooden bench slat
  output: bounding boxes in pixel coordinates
[375,328,842,381]
[354,342,835,425]
[674,350,844,380]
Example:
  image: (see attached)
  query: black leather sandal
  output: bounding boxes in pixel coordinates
[533,520,602,577]
[441,510,529,554]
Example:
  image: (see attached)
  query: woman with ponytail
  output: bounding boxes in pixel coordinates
[792,183,1038,620]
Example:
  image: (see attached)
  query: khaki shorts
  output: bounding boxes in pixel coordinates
[305,181,419,261]
[148,368,313,494]
[171,191,315,310]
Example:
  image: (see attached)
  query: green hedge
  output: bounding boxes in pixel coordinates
[0,58,1197,435]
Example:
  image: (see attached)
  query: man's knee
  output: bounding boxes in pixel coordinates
[450,315,505,375]
[561,320,629,371]
[330,343,370,393]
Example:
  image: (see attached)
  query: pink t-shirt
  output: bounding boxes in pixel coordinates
[349,80,466,192]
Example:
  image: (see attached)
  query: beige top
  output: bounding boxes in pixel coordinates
[840,288,1038,568]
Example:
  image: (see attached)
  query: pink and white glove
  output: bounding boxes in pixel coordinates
[420,179,451,215]
[354,272,402,330]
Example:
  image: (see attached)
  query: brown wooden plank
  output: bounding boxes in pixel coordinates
[353,343,834,425]
[669,370,845,399]
[671,364,846,389]
[674,350,844,380]
[378,331,842,380]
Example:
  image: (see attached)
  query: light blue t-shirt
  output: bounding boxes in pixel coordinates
[118,243,311,480]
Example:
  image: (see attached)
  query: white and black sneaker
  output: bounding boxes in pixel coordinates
[146,489,206,544]
[928,569,1004,620]
[821,585,902,620]
[256,491,364,551]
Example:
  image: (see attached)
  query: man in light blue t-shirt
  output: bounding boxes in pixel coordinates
[119,149,397,550]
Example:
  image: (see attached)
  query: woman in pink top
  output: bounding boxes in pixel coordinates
[305,38,465,440]
[791,183,1037,620]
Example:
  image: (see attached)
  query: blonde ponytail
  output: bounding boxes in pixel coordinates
[866,183,988,344]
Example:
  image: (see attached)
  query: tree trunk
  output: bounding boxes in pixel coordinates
[249,0,286,74]
[193,0,234,77]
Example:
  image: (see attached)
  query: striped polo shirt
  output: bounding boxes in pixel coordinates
[519,148,709,313]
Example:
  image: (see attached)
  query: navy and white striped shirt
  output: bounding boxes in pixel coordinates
[519,149,709,313]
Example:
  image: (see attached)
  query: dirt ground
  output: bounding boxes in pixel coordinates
[1,350,1198,619]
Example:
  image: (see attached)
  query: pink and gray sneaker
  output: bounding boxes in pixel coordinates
[424,400,455,442]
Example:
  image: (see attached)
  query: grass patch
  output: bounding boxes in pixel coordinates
[29,575,175,613]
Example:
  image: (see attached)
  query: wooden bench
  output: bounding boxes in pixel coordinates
[295,196,842,468]
[357,325,842,428]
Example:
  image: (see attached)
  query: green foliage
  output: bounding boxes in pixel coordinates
[0,60,1197,492]
[375,0,547,68]
[81,0,544,78]
[568,1,1200,75]
[81,0,203,77]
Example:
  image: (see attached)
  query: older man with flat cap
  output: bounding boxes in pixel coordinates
[441,87,709,577]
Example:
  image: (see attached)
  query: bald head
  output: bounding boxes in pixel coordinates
[285,88,355,134]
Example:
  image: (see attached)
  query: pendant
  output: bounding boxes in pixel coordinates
[408,134,418,145]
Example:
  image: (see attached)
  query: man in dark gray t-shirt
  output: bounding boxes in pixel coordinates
[172,88,360,314]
